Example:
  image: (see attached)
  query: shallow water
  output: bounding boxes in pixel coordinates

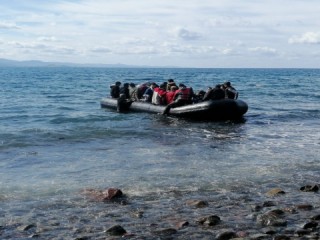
[1,67,320,238]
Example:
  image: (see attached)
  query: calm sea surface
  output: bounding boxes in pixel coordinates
[0,67,320,238]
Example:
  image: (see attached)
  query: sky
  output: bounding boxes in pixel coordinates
[0,0,320,68]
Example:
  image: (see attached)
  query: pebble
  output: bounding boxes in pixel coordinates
[81,187,123,202]
[197,215,221,226]
[266,188,285,197]
[176,221,189,228]
[311,214,320,220]
[17,224,36,231]
[257,210,287,227]
[300,185,319,192]
[248,233,269,239]
[106,225,126,236]
[3,185,320,239]
[296,204,313,210]
[273,235,291,240]
[302,221,318,229]
[152,228,177,236]
[215,230,236,240]
[186,199,209,208]
[262,201,277,207]
[131,210,144,218]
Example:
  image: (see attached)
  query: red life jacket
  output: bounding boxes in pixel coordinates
[166,91,176,104]
[152,87,167,105]
[175,87,192,101]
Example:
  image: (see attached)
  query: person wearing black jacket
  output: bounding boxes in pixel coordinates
[119,83,130,99]
[110,81,121,98]
[202,84,225,101]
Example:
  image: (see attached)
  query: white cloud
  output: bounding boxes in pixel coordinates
[248,47,278,56]
[37,36,58,42]
[289,32,320,44]
[207,16,253,28]
[1,0,320,67]
[118,37,156,46]
[90,47,112,53]
[0,21,20,29]
[221,48,234,55]
[46,46,79,55]
[174,28,201,41]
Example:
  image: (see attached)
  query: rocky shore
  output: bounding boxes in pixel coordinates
[1,184,319,239]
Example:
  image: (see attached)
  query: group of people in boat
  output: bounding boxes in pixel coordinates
[109,79,238,114]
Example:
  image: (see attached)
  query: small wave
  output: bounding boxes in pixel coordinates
[57,106,75,111]
[248,107,320,125]
[45,95,72,99]
[49,114,109,124]
[271,108,320,122]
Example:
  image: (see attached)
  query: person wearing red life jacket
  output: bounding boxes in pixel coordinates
[162,83,194,115]
[152,83,167,105]
[165,86,178,104]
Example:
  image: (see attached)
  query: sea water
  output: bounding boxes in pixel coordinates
[0,67,320,238]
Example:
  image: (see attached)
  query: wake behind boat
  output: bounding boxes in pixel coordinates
[100,97,248,121]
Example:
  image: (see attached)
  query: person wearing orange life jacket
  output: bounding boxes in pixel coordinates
[162,83,194,115]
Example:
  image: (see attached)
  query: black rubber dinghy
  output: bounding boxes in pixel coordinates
[100,98,248,121]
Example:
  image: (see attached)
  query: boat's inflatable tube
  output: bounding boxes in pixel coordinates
[100,98,248,120]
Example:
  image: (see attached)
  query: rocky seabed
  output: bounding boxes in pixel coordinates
[1,185,319,239]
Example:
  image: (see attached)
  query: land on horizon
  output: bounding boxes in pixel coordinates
[1,58,319,69]
[0,58,165,68]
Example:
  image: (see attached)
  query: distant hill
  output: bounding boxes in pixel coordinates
[0,59,57,67]
[0,58,171,68]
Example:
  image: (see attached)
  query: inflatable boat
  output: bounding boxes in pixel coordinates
[100,97,248,121]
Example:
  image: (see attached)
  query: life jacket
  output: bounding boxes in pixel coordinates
[175,87,192,101]
[165,90,177,104]
[152,87,167,105]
